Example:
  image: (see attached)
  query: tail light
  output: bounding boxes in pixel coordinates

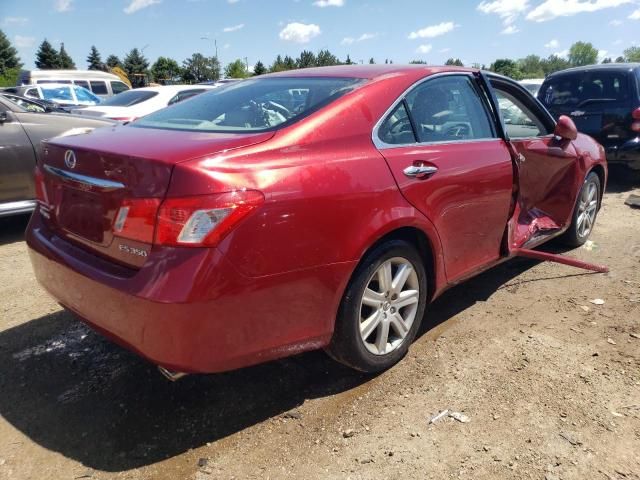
[632,107,640,133]
[34,165,48,204]
[112,190,264,247]
[113,198,161,243]
[156,190,264,247]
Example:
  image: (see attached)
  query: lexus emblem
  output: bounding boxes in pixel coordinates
[64,150,77,169]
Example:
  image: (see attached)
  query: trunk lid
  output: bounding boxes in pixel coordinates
[40,125,274,267]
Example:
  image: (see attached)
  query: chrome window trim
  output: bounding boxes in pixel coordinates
[371,72,498,150]
[44,165,125,191]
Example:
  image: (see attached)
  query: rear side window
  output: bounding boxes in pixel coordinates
[405,75,495,143]
[37,79,71,84]
[100,90,158,107]
[25,88,40,98]
[74,80,90,89]
[41,86,73,101]
[167,89,206,106]
[378,102,416,145]
[540,71,632,108]
[110,81,129,94]
[90,81,108,95]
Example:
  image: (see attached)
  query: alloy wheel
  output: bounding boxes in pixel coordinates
[576,180,598,238]
[359,257,420,355]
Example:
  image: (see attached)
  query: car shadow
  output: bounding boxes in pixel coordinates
[0,214,30,246]
[605,165,640,194]
[0,255,574,472]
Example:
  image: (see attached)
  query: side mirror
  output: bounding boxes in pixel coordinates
[0,111,8,124]
[554,115,578,141]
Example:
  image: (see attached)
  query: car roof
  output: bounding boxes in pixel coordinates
[262,64,477,81]
[546,63,640,78]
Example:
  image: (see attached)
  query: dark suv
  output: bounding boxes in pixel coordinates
[538,63,640,171]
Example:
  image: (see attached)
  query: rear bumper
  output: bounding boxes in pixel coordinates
[26,211,353,373]
[605,137,640,170]
[0,199,36,217]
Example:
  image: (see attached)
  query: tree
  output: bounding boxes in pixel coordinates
[123,48,150,87]
[316,49,339,66]
[615,56,625,63]
[445,58,464,67]
[150,56,181,84]
[344,54,353,65]
[87,46,103,70]
[490,58,523,80]
[368,57,375,64]
[0,29,21,74]
[283,55,296,70]
[541,54,571,75]
[601,57,612,64]
[517,55,543,78]
[409,60,427,64]
[297,50,316,69]
[58,43,75,69]
[623,46,640,62]
[224,58,248,78]
[35,39,60,69]
[568,41,598,67]
[253,60,267,76]
[106,54,121,69]
[181,53,220,82]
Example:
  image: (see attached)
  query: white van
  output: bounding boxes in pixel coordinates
[17,70,130,98]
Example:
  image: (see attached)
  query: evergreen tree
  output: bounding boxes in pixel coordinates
[601,57,612,64]
[151,56,181,84]
[58,43,75,69]
[87,45,103,70]
[181,53,220,83]
[296,50,316,69]
[445,58,464,67]
[368,57,375,64]
[123,48,150,87]
[253,60,267,76]
[409,60,428,64]
[344,54,353,65]
[283,55,296,70]
[106,54,121,69]
[35,39,60,69]
[224,59,248,78]
[269,55,285,72]
[316,49,339,66]
[0,29,21,74]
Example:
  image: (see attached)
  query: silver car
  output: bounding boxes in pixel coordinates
[0,96,114,217]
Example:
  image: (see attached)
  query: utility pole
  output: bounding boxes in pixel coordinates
[200,37,218,59]
[244,56,249,75]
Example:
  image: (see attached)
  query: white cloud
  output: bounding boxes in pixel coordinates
[313,0,344,6]
[416,44,433,54]
[477,0,529,24]
[555,49,569,57]
[223,23,244,32]
[440,47,451,53]
[501,24,520,33]
[123,0,161,14]
[408,21,456,39]
[597,49,608,61]
[2,17,28,26]
[279,22,321,43]
[14,35,36,48]
[228,0,239,3]
[544,39,559,48]
[630,8,640,19]
[527,0,632,22]
[55,0,73,12]
[609,18,623,25]
[341,32,377,45]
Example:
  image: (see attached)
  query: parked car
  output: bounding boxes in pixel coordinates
[17,69,130,98]
[5,83,102,110]
[538,63,640,171]
[1,93,68,113]
[519,78,544,96]
[70,85,217,121]
[27,65,607,378]
[0,96,113,217]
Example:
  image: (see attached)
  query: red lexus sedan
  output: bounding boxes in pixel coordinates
[27,65,607,378]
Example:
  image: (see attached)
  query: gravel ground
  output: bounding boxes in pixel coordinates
[0,173,638,480]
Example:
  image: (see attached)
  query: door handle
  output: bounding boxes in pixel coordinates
[403,165,438,178]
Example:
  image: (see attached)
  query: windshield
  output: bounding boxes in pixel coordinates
[133,77,364,132]
[100,90,158,107]
[539,71,631,108]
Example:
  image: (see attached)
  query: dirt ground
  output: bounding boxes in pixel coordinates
[0,172,638,480]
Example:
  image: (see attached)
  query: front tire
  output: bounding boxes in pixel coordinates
[563,172,601,247]
[327,239,428,373]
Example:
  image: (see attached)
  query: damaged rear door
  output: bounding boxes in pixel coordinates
[488,77,582,250]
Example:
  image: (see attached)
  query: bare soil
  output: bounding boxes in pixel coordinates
[0,172,639,480]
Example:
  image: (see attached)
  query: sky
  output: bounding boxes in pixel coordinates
[1,0,639,71]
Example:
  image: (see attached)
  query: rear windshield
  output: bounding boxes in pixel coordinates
[132,77,364,133]
[100,90,158,107]
[539,71,631,108]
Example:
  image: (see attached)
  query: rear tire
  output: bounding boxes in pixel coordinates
[326,239,427,373]
[562,172,601,247]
